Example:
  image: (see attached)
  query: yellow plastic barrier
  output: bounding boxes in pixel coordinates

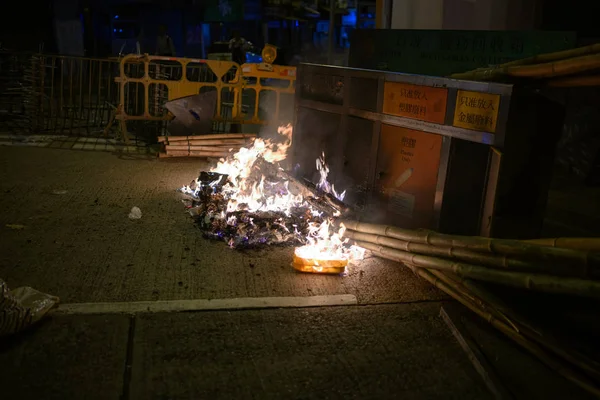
[115,54,243,122]
[109,47,296,143]
[239,62,296,124]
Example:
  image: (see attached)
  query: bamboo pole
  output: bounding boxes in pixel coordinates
[500,43,600,68]
[449,43,600,80]
[507,54,600,78]
[524,238,600,252]
[157,133,257,142]
[165,145,242,152]
[397,246,600,380]
[547,75,600,88]
[407,265,600,397]
[440,306,514,400]
[374,244,600,380]
[343,230,592,278]
[342,220,600,274]
[161,150,229,158]
[424,269,521,333]
[163,139,250,146]
[449,68,510,82]
[460,278,600,382]
[185,139,250,146]
[356,241,600,298]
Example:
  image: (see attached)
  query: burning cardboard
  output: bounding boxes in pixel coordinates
[179,124,364,271]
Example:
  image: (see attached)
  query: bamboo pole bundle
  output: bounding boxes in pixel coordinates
[341,220,600,273]
[159,133,255,158]
[402,264,600,390]
[343,230,592,278]
[342,220,600,392]
[354,240,600,298]
[524,238,600,252]
[157,133,256,142]
[406,265,600,397]
[450,44,600,81]
[459,278,600,382]
[424,268,521,332]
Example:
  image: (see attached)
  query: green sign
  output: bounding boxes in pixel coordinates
[349,30,577,77]
[205,0,244,22]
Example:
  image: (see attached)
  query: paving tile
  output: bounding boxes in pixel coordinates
[0,314,129,400]
[132,303,489,400]
[0,146,444,305]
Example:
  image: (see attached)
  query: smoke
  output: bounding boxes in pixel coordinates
[251,81,385,223]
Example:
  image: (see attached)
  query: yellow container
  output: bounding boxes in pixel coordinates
[291,262,346,274]
[292,254,348,268]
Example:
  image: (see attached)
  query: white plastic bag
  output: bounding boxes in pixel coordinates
[0,279,59,337]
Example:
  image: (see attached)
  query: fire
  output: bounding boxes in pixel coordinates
[182,124,304,215]
[294,220,365,274]
[316,152,346,201]
[180,124,364,272]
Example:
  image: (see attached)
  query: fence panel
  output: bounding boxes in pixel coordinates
[35,55,120,136]
[0,51,297,142]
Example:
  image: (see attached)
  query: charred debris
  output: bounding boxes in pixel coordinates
[180,157,353,249]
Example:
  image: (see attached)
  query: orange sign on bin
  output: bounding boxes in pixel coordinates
[383,82,448,124]
[376,124,443,229]
[452,90,501,133]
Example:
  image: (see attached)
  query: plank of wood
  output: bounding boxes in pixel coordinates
[165,145,241,152]
[157,133,256,142]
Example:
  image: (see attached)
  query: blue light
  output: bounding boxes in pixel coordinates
[113,28,117,33]
[342,9,357,26]
[295,20,299,27]
[119,29,123,33]
[114,15,119,19]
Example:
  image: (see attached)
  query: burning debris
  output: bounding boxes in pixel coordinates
[179,124,364,269]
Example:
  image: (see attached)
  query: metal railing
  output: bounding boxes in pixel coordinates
[0,52,120,137]
[0,51,297,143]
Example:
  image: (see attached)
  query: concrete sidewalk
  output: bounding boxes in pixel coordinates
[1,302,594,400]
[0,146,444,305]
[0,146,598,400]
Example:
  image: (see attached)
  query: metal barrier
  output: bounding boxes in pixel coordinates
[110,53,297,142]
[115,54,241,122]
[239,62,296,125]
[0,48,296,143]
[0,53,121,136]
[0,51,34,133]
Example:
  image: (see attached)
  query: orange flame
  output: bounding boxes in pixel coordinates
[182,124,365,266]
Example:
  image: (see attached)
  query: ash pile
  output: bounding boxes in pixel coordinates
[180,158,352,249]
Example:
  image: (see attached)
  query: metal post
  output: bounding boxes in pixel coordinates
[328,0,335,64]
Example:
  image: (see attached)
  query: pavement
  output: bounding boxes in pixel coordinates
[0,146,444,305]
[0,146,598,399]
[0,134,152,153]
[2,302,594,400]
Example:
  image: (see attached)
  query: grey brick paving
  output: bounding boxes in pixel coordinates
[0,146,444,304]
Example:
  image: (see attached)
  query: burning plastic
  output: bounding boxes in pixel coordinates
[179,124,361,269]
